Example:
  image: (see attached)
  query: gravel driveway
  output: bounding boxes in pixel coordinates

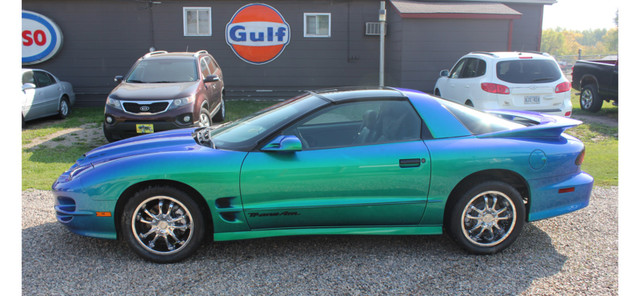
[22,187,617,295]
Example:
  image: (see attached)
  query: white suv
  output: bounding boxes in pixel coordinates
[434,52,572,117]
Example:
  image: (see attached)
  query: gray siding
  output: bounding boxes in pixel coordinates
[506,3,544,51]
[387,15,510,93]
[23,0,546,106]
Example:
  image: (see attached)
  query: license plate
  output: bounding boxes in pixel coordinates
[524,96,540,104]
[136,124,154,134]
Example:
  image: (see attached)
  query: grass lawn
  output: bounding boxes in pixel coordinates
[565,92,618,186]
[22,95,618,190]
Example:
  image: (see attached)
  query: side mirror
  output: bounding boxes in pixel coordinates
[22,83,36,91]
[439,70,450,77]
[261,135,302,152]
[204,75,220,83]
[114,75,124,83]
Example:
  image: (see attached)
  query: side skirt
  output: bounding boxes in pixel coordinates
[213,225,443,242]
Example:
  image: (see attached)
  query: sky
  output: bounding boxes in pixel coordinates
[542,0,620,30]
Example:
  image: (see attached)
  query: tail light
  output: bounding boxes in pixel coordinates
[555,82,571,93]
[575,148,586,166]
[481,83,510,95]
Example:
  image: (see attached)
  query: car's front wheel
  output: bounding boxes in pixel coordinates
[121,186,205,263]
[447,181,525,254]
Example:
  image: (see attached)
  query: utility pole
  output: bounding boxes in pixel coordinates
[379,1,386,87]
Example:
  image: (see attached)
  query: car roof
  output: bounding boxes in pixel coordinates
[309,87,406,103]
[140,51,210,60]
[466,51,553,60]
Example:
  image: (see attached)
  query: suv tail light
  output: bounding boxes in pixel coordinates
[555,82,571,93]
[481,83,510,95]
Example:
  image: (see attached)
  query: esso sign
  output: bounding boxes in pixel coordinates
[22,10,63,65]
[226,4,290,65]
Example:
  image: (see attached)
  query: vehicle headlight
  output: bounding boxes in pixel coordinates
[169,95,195,109]
[106,96,122,110]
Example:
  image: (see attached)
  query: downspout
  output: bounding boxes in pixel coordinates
[508,19,513,51]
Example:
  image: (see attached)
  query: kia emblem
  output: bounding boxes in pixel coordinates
[140,105,150,112]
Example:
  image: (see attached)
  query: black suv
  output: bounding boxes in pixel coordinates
[103,50,225,142]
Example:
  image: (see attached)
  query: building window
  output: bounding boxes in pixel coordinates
[184,7,211,36]
[304,13,331,37]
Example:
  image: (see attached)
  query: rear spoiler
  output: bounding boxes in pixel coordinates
[480,110,582,139]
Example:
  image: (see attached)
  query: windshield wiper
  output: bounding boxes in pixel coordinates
[126,79,146,83]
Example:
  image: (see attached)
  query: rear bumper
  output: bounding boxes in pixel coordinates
[527,171,594,222]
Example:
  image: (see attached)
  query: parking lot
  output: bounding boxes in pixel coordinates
[23,186,617,295]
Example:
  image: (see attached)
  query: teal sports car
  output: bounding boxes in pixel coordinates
[53,87,593,263]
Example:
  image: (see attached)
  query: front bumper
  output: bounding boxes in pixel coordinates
[104,104,197,140]
[52,177,118,240]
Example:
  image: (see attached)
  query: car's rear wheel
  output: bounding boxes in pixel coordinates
[58,97,70,119]
[447,181,525,254]
[580,84,603,112]
[121,186,205,263]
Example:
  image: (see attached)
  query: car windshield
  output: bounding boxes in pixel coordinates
[206,94,326,151]
[438,98,524,135]
[496,59,562,83]
[126,59,198,83]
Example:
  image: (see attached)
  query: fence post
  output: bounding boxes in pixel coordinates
[578,49,582,60]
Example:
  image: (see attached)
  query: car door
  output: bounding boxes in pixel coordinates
[240,99,431,229]
[439,58,468,103]
[32,70,60,116]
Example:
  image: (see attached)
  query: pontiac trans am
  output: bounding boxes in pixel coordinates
[53,87,593,263]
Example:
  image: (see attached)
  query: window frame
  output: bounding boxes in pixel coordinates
[183,7,212,37]
[303,13,332,38]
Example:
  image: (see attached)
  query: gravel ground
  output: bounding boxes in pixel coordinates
[22,187,617,295]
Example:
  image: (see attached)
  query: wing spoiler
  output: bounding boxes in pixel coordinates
[480,110,582,138]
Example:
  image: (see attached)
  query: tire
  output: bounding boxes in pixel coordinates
[198,105,211,127]
[121,186,205,263]
[446,181,525,254]
[465,100,474,107]
[580,84,603,113]
[103,122,118,142]
[212,96,225,122]
[58,97,70,119]
[434,89,441,97]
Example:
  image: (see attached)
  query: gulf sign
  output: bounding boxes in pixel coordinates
[226,4,290,65]
[22,10,63,65]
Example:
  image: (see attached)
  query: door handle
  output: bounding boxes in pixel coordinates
[399,158,422,168]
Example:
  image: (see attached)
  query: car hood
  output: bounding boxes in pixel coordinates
[109,81,199,100]
[78,128,200,167]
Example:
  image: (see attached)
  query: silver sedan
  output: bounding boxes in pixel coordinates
[22,68,75,124]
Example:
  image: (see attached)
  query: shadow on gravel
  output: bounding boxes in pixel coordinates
[23,221,566,295]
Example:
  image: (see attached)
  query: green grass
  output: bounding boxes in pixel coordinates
[22,97,618,190]
[565,92,618,186]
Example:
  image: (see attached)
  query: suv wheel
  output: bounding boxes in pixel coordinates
[212,97,225,122]
[198,107,211,127]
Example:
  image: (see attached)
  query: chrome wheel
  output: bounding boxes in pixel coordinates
[581,88,593,109]
[199,109,211,127]
[461,190,516,247]
[131,196,194,255]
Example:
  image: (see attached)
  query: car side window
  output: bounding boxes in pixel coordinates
[200,58,212,77]
[460,58,486,78]
[32,71,54,88]
[22,71,35,85]
[205,56,217,73]
[449,59,467,79]
[282,100,422,150]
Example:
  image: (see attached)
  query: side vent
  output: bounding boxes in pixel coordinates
[215,197,242,223]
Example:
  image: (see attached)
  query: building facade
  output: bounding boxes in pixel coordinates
[22,0,555,106]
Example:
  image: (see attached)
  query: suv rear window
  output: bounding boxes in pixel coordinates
[496,59,561,84]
